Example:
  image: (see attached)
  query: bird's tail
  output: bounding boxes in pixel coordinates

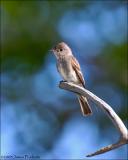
[77,95,92,116]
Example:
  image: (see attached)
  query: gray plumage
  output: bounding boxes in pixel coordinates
[52,42,92,116]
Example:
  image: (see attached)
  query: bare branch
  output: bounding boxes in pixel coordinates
[59,81,128,157]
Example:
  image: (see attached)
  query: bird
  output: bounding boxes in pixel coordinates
[51,42,92,116]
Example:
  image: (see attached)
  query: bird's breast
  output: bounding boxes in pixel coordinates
[57,60,78,82]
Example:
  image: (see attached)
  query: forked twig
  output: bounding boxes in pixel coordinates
[59,81,128,157]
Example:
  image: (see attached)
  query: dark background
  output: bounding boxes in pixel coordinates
[1,1,127,159]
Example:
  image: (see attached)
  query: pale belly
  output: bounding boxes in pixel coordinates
[57,62,78,83]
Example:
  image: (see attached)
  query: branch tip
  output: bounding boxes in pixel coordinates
[59,81,128,157]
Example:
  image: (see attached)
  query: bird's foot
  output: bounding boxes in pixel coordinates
[60,80,67,83]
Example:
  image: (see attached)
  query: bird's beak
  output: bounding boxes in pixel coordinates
[49,48,55,52]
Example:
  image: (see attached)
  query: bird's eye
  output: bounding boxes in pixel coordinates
[60,48,63,51]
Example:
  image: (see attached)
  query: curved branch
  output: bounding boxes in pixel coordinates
[59,81,128,157]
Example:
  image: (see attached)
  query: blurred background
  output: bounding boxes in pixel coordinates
[1,1,127,159]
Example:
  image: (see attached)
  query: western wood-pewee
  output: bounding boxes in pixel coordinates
[51,42,92,116]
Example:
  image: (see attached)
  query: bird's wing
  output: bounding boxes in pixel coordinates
[71,56,85,87]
